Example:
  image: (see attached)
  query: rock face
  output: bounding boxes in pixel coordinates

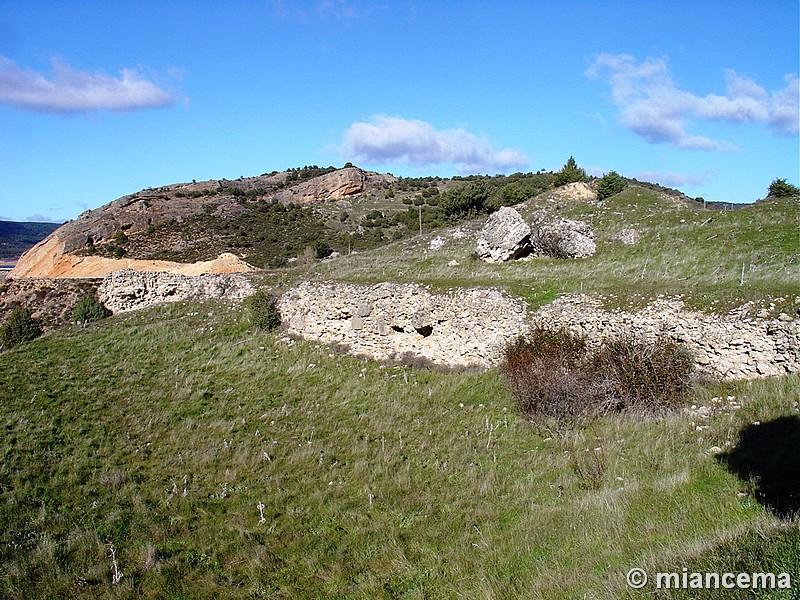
[475,207,531,262]
[278,281,529,369]
[98,269,255,313]
[530,217,596,258]
[271,167,367,205]
[532,295,799,380]
[11,251,257,279]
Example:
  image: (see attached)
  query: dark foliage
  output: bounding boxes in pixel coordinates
[767,178,800,198]
[246,289,281,331]
[0,307,43,348]
[552,156,588,187]
[500,326,695,428]
[596,171,628,200]
[72,294,111,323]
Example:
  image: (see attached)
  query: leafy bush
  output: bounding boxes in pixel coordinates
[439,181,491,217]
[0,307,42,348]
[596,171,628,200]
[500,326,694,428]
[72,295,111,323]
[245,290,281,331]
[767,178,800,198]
[552,156,588,187]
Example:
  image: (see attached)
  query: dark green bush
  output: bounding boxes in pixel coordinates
[767,178,800,198]
[552,156,588,187]
[596,171,628,200]
[0,307,42,348]
[500,326,694,428]
[72,295,111,323]
[245,290,281,331]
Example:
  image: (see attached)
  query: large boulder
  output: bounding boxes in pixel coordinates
[475,207,531,263]
[531,217,596,258]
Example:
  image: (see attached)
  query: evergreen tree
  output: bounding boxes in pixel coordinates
[553,156,588,186]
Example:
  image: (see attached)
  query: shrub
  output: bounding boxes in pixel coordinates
[592,336,694,412]
[596,171,628,200]
[0,307,42,348]
[767,178,800,198]
[500,326,694,428]
[72,295,111,324]
[245,290,281,331]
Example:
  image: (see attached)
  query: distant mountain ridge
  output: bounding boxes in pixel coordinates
[0,221,62,261]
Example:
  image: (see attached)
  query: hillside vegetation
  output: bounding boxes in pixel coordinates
[1,164,798,598]
[0,302,797,598]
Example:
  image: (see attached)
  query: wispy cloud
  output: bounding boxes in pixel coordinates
[586,53,799,150]
[26,214,64,223]
[633,170,714,189]
[340,115,529,173]
[0,55,179,114]
[273,0,361,21]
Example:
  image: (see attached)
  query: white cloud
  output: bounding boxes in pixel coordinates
[340,116,528,173]
[0,55,178,114]
[586,53,799,149]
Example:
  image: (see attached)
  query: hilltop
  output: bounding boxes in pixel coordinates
[11,163,705,279]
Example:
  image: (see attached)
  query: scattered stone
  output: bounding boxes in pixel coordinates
[429,236,446,250]
[612,227,641,245]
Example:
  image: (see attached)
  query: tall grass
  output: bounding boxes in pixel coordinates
[0,301,797,598]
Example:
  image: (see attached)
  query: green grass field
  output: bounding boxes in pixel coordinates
[1,301,797,598]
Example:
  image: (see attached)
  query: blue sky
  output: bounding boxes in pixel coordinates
[0,0,797,223]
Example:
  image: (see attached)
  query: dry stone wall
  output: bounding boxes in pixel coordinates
[278,283,798,379]
[98,270,255,313]
[277,281,529,369]
[532,295,799,379]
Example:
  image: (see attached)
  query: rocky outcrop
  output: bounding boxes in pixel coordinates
[532,295,799,379]
[270,167,367,205]
[11,167,393,279]
[10,252,257,279]
[278,281,529,369]
[98,269,255,313]
[530,217,596,258]
[475,207,531,263]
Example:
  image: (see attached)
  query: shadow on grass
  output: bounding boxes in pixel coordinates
[717,416,800,519]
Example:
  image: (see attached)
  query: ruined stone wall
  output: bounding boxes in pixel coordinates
[532,295,799,379]
[98,270,255,313]
[278,282,799,379]
[277,281,529,369]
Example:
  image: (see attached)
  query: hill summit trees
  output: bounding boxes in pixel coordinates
[553,156,588,186]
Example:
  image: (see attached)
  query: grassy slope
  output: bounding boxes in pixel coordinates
[1,302,797,598]
[315,189,800,315]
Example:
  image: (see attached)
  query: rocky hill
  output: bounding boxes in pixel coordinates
[11,166,399,278]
